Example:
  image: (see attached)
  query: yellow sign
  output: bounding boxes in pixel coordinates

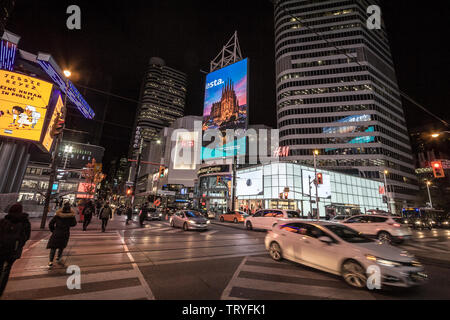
[0,70,53,142]
[41,94,64,152]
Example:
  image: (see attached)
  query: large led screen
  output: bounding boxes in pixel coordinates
[302,170,331,199]
[0,70,53,142]
[236,170,263,197]
[202,58,248,160]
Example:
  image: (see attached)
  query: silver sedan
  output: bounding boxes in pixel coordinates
[170,210,210,231]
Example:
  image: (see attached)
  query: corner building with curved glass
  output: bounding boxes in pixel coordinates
[274,0,418,211]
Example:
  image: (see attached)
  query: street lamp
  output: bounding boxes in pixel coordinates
[425,180,433,208]
[40,70,72,229]
[430,131,450,138]
[313,150,319,221]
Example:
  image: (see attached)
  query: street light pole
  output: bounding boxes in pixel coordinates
[313,150,319,221]
[41,73,71,229]
[426,181,433,208]
[131,137,144,208]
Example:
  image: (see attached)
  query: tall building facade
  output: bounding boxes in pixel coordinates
[133,57,187,145]
[274,0,418,209]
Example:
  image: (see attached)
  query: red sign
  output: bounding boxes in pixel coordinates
[273,146,290,157]
[379,186,385,195]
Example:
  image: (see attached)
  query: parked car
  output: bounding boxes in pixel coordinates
[341,215,412,244]
[245,209,301,231]
[219,210,248,223]
[265,220,427,289]
[169,210,210,231]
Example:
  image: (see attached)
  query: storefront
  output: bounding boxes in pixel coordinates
[236,162,388,217]
[196,164,232,214]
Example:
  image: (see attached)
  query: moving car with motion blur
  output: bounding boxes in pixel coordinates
[341,214,412,244]
[265,220,427,289]
[170,210,210,231]
[245,209,301,231]
[219,210,248,223]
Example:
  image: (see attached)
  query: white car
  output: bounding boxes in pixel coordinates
[340,215,412,244]
[265,220,427,289]
[170,210,210,231]
[245,209,301,231]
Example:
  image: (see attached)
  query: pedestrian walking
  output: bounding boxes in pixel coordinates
[139,202,149,227]
[95,199,102,217]
[99,202,112,232]
[47,202,77,268]
[125,205,133,225]
[0,203,31,297]
[82,200,95,231]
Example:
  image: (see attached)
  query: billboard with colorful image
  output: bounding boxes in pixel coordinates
[0,70,53,142]
[202,58,248,160]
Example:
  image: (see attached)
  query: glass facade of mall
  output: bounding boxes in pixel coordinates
[236,162,387,216]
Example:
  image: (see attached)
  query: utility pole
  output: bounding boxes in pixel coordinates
[313,150,320,221]
[41,74,71,229]
[308,176,312,218]
[231,154,237,212]
[131,137,143,207]
[426,181,433,208]
[383,170,391,213]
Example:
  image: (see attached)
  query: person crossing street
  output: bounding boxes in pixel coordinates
[99,202,113,232]
[125,205,133,225]
[82,200,95,231]
[139,202,149,227]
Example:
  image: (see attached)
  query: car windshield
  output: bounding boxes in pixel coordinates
[324,224,373,243]
[185,211,201,218]
[287,211,300,218]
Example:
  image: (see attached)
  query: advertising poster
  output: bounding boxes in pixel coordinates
[202,58,248,160]
[302,170,332,198]
[0,70,53,142]
[41,93,64,152]
[236,170,263,197]
[172,131,200,170]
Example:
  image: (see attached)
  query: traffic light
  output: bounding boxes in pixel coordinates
[50,113,64,137]
[126,187,132,196]
[316,172,323,184]
[159,166,165,178]
[431,161,445,178]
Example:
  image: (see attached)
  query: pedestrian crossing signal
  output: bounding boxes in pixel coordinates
[316,173,323,185]
[431,161,445,178]
[50,114,65,138]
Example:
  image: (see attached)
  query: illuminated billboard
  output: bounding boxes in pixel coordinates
[172,131,200,170]
[0,70,53,142]
[41,93,64,152]
[236,169,263,197]
[302,170,331,198]
[202,58,248,160]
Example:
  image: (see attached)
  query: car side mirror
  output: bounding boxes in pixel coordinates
[318,236,333,244]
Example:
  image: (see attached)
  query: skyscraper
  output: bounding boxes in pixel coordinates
[133,57,187,146]
[274,0,418,209]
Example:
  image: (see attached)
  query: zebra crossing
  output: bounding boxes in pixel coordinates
[221,255,376,300]
[1,230,153,300]
[128,221,221,235]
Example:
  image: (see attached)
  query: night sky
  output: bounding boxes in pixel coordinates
[5,0,450,173]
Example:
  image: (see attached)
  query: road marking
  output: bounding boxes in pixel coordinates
[221,256,249,300]
[41,285,147,300]
[116,231,155,300]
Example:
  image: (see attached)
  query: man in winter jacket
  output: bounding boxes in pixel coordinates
[0,203,31,296]
[125,205,133,225]
[99,202,113,232]
[47,202,77,268]
[82,201,95,231]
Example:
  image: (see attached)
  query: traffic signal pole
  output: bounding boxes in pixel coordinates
[131,137,143,208]
[313,151,319,221]
[40,79,69,229]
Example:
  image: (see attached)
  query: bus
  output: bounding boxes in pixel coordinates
[401,207,446,229]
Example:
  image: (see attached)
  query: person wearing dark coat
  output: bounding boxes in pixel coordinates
[125,205,133,225]
[99,202,112,232]
[82,200,95,231]
[47,202,77,268]
[0,203,31,297]
[139,202,149,227]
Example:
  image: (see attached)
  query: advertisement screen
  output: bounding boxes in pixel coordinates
[202,58,248,160]
[236,170,263,197]
[172,131,200,170]
[0,70,53,142]
[41,93,64,152]
[302,170,331,198]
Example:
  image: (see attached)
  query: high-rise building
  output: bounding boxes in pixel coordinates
[132,57,187,147]
[0,0,15,33]
[274,0,418,209]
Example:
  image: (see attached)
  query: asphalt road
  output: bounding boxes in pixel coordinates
[1,217,449,300]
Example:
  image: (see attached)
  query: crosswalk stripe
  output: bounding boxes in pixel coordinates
[41,285,148,300]
[5,269,141,292]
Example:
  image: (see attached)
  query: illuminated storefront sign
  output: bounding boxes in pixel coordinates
[0,70,53,142]
[197,165,230,176]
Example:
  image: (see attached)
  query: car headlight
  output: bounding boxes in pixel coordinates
[206,220,210,224]
[365,254,401,267]
[443,221,449,225]
[188,220,195,224]
[159,213,162,216]
[431,221,435,224]
[415,221,421,225]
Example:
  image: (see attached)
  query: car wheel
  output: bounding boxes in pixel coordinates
[269,242,282,261]
[342,260,367,289]
[377,231,392,244]
[183,222,189,231]
[220,216,224,222]
[246,221,253,230]
[233,218,238,224]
